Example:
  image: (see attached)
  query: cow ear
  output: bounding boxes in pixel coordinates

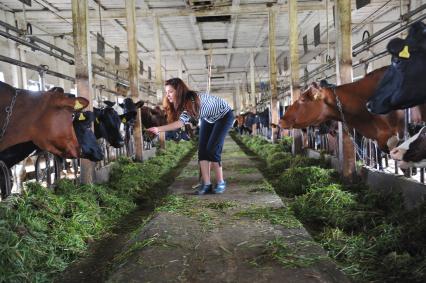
[387,38,405,56]
[310,83,323,100]
[49,87,64,93]
[73,97,89,110]
[57,96,89,111]
[135,100,144,108]
[103,100,116,108]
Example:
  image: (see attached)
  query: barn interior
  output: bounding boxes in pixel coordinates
[1,1,426,283]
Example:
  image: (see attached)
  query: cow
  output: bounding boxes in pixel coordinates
[94,101,125,148]
[257,108,270,137]
[0,111,104,167]
[235,112,254,135]
[390,126,426,169]
[279,67,406,152]
[0,111,103,198]
[367,21,426,114]
[118,97,144,155]
[0,81,89,158]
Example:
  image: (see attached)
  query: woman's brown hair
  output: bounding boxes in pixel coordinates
[163,78,200,123]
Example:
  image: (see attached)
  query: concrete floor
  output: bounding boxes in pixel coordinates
[105,136,350,283]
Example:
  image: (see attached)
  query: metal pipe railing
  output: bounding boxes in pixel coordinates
[353,14,426,57]
[352,3,426,50]
[0,54,75,82]
[0,29,75,65]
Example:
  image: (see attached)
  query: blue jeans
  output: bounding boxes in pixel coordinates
[198,110,234,165]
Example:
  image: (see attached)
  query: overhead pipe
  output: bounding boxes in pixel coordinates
[353,3,426,50]
[353,14,426,57]
[0,29,74,65]
[0,20,74,61]
[352,6,426,56]
[0,55,150,96]
[0,54,74,82]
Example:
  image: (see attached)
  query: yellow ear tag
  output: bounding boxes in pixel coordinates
[74,100,84,110]
[78,113,86,121]
[122,117,127,123]
[399,45,410,59]
[96,117,100,124]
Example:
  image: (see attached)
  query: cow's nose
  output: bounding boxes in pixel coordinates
[390,148,405,160]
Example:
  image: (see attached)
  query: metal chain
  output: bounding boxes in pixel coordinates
[0,89,19,144]
[331,86,364,158]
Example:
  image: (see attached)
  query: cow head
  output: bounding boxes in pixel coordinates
[118,98,144,126]
[33,90,89,158]
[279,82,330,129]
[140,106,167,128]
[119,97,144,113]
[73,111,104,161]
[390,126,426,167]
[93,104,124,148]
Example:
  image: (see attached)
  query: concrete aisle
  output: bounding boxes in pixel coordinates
[106,136,350,283]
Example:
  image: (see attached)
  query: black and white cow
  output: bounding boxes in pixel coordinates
[367,21,426,114]
[390,126,426,168]
[94,101,126,148]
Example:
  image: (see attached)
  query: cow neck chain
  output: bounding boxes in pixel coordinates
[331,86,363,158]
[0,89,19,144]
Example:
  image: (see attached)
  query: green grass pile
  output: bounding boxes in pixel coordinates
[291,184,356,227]
[233,134,426,282]
[274,166,337,197]
[0,140,194,283]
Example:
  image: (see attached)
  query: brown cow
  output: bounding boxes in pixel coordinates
[279,67,405,151]
[0,81,89,158]
[141,106,167,129]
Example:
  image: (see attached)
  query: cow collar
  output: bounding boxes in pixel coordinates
[0,89,19,145]
[330,86,364,157]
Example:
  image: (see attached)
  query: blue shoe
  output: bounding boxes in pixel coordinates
[196,183,212,195]
[214,181,226,194]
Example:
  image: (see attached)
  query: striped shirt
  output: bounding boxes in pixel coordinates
[179,92,231,124]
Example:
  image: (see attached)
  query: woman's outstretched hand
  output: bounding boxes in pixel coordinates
[146,127,159,136]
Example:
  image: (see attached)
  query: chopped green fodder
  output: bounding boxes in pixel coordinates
[237,167,258,174]
[278,136,293,153]
[225,150,247,158]
[155,195,216,231]
[291,184,356,227]
[266,152,293,176]
[0,140,194,283]
[318,227,366,277]
[206,201,236,211]
[289,155,330,169]
[236,206,302,229]
[248,180,275,193]
[274,166,337,197]
[176,167,199,179]
[112,233,177,268]
[233,134,426,282]
[250,236,326,268]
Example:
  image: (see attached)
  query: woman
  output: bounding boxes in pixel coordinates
[146,78,234,195]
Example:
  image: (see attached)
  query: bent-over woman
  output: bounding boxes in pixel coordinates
[146,78,234,195]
